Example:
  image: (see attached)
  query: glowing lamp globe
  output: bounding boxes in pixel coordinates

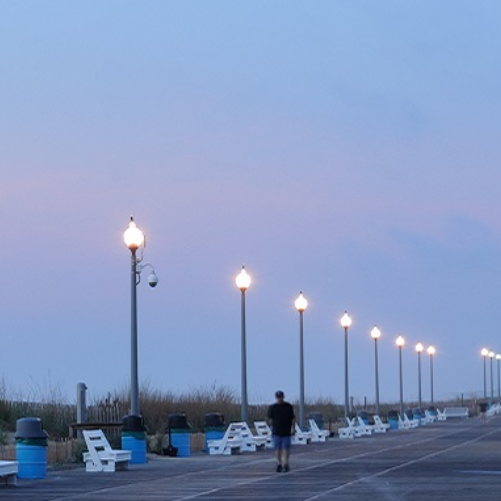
[124,217,144,251]
[497,354,501,361]
[396,336,405,348]
[340,312,352,329]
[481,348,489,357]
[489,351,495,358]
[428,346,436,356]
[370,326,381,340]
[295,292,308,312]
[236,266,251,291]
[415,342,424,353]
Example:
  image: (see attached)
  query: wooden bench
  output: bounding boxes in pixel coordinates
[0,461,18,486]
[82,430,132,472]
[443,407,469,419]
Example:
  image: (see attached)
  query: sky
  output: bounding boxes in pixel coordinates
[1,1,501,409]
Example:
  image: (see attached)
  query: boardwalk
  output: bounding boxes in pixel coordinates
[3,416,501,500]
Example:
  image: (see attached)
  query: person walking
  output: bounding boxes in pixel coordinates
[267,390,295,472]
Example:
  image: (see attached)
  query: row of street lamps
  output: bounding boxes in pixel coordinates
[121,220,438,430]
[480,348,501,401]
[235,267,437,429]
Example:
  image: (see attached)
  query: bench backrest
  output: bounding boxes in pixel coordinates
[254,421,272,437]
[83,430,113,471]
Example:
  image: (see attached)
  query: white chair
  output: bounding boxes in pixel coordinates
[207,423,243,455]
[308,419,329,442]
[356,417,373,436]
[253,421,274,449]
[398,415,411,430]
[82,430,132,472]
[233,422,266,450]
[437,409,447,421]
[424,410,437,423]
[292,424,311,445]
[338,418,361,439]
[404,414,419,429]
[373,415,390,433]
[0,461,18,486]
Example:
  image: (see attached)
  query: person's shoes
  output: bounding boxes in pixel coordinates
[276,464,282,473]
[283,464,290,472]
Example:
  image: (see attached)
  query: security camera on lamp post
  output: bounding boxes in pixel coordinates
[122,217,158,464]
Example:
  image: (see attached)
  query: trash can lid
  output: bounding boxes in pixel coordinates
[14,417,49,439]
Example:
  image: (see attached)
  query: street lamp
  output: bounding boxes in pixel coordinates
[396,336,405,417]
[481,348,489,399]
[123,217,158,416]
[295,292,308,429]
[340,312,352,421]
[123,217,158,464]
[496,354,501,400]
[489,351,495,402]
[427,345,435,405]
[415,342,424,409]
[370,326,381,416]
[236,266,251,423]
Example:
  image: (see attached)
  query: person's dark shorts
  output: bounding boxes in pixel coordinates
[273,435,291,450]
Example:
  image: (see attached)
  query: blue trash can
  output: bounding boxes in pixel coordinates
[204,413,225,452]
[122,414,147,464]
[387,410,399,430]
[168,414,191,458]
[15,417,48,479]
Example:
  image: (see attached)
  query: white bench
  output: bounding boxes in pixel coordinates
[292,424,311,445]
[254,421,274,449]
[207,423,243,455]
[373,415,390,433]
[0,461,18,486]
[308,419,329,442]
[82,430,132,472]
[443,407,469,419]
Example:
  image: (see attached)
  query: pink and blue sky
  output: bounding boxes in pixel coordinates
[1,1,501,406]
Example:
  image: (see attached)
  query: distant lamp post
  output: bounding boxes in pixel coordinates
[415,342,424,409]
[496,354,501,400]
[396,336,405,417]
[236,266,251,423]
[295,292,308,429]
[481,348,489,399]
[370,326,381,416]
[427,345,435,405]
[340,312,353,421]
[489,351,495,402]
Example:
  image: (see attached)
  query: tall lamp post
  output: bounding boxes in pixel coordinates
[489,351,495,402]
[396,336,405,417]
[295,292,308,429]
[236,266,251,423]
[427,345,435,405]
[340,312,352,421]
[370,326,381,416]
[123,217,158,463]
[481,348,489,399]
[497,354,501,400]
[415,342,424,409]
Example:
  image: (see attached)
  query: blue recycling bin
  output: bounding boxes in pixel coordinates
[122,414,147,464]
[387,410,399,430]
[15,418,48,479]
[168,414,192,457]
[204,413,225,452]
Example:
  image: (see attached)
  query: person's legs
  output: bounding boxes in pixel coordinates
[282,436,291,471]
[273,435,283,471]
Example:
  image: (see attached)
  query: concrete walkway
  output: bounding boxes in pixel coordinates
[3,416,501,500]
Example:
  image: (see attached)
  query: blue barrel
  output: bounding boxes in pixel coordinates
[387,410,399,430]
[171,431,191,457]
[205,430,224,452]
[16,443,47,479]
[121,434,147,464]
